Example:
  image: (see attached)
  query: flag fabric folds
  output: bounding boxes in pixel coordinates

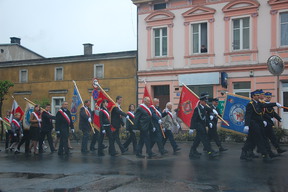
[23,102,34,129]
[96,91,115,112]
[142,85,153,106]
[221,93,250,134]
[71,84,82,123]
[177,86,199,128]
[10,99,24,122]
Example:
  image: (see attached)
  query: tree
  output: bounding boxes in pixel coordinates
[0,80,14,140]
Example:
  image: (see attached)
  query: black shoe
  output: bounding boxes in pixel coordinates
[194,150,202,156]
[174,147,181,152]
[249,151,259,158]
[102,145,108,149]
[277,148,287,154]
[110,152,119,157]
[14,149,20,154]
[219,147,228,152]
[161,149,168,155]
[208,151,218,159]
[148,152,157,158]
[136,153,145,158]
[189,153,200,159]
[262,155,272,163]
[240,150,252,161]
[90,147,96,151]
[121,148,128,154]
[269,152,279,158]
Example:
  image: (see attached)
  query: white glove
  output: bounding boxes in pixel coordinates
[164,108,169,113]
[126,115,130,119]
[189,129,194,135]
[163,128,166,132]
[38,119,42,122]
[271,118,275,123]
[21,134,23,137]
[158,119,162,124]
[153,127,156,132]
[243,126,249,133]
[71,129,75,133]
[210,115,214,121]
[56,131,60,134]
[209,123,213,128]
[5,129,8,133]
[263,121,267,127]
[88,117,92,123]
[14,133,17,137]
[177,124,180,129]
[276,103,282,108]
[102,130,106,134]
[212,109,218,116]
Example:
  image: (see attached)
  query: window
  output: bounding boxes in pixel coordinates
[51,97,65,115]
[192,23,207,53]
[154,3,166,10]
[233,82,251,97]
[232,17,250,50]
[188,85,213,101]
[94,64,104,78]
[19,69,28,83]
[55,67,63,81]
[280,12,288,46]
[154,28,167,57]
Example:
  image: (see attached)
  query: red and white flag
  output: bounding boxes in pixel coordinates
[141,84,153,106]
[9,99,24,122]
[177,86,199,128]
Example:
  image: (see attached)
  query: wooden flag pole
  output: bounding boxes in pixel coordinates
[95,82,134,125]
[24,97,47,112]
[181,83,230,126]
[72,81,95,134]
[0,117,11,127]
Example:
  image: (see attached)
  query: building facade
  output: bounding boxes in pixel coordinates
[0,41,137,128]
[132,0,288,128]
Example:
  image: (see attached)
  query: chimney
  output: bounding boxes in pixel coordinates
[10,37,21,44]
[83,43,93,55]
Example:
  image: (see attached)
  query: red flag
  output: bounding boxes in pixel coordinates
[10,99,24,122]
[93,108,101,132]
[177,86,199,128]
[142,85,153,106]
[96,91,115,112]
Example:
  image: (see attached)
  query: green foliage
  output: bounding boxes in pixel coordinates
[0,80,14,102]
[34,98,50,108]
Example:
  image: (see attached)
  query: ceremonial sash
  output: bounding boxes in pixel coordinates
[4,117,10,123]
[167,111,173,119]
[12,119,20,129]
[100,109,110,121]
[59,109,71,125]
[32,112,42,128]
[127,111,135,118]
[140,104,152,116]
[150,105,162,117]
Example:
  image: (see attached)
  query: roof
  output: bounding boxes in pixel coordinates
[0,43,45,59]
[0,50,137,68]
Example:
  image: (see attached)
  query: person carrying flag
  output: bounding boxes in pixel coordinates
[56,101,75,156]
[4,110,12,151]
[79,100,93,154]
[123,104,137,153]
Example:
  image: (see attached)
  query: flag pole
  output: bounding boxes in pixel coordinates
[0,117,11,127]
[24,98,47,112]
[95,81,134,125]
[72,80,96,134]
[180,82,230,126]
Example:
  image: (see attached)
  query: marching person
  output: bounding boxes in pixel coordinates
[240,90,282,162]
[56,101,74,156]
[90,103,101,152]
[10,112,22,152]
[39,104,56,154]
[111,96,129,154]
[162,102,181,153]
[4,110,12,151]
[29,104,42,155]
[79,100,93,154]
[189,93,218,159]
[123,104,137,153]
[98,99,114,156]
[208,98,227,152]
[150,98,167,155]
[135,97,156,158]
[263,92,286,154]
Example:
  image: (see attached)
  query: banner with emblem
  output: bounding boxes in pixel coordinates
[23,101,34,129]
[177,86,199,128]
[221,93,250,134]
[71,84,82,123]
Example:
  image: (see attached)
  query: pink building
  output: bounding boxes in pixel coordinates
[131,0,288,128]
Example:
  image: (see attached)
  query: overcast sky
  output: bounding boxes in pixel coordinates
[0,0,137,58]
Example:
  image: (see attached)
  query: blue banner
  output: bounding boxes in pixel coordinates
[71,85,82,123]
[221,93,250,135]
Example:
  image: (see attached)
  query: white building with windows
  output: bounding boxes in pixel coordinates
[132,0,288,128]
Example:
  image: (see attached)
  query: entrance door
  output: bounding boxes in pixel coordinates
[281,82,288,129]
[153,85,170,110]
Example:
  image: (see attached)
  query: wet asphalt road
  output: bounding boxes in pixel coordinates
[0,141,287,192]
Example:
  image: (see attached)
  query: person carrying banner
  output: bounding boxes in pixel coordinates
[189,93,218,159]
[79,100,93,154]
[208,98,227,152]
[98,99,114,156]
[263,92,286,154]
[9,112,22,152]
[135,97,156,158]
[123,104,137,153]
[4,110,12,151]
[29,104,41,155]
[241,90,282,162]
[162,102,181,153]
[150,98,168,156]
[39,104,56,154]
[56,101,75,156]
[111,96,129,154]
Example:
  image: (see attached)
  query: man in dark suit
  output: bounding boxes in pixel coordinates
[111,96,128,154]
[39,104,56,153]
[189,93,218,159]
[79,100,93,154]
[208,98,227,152]
[134,97,156,158]
[56,101,74,156]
